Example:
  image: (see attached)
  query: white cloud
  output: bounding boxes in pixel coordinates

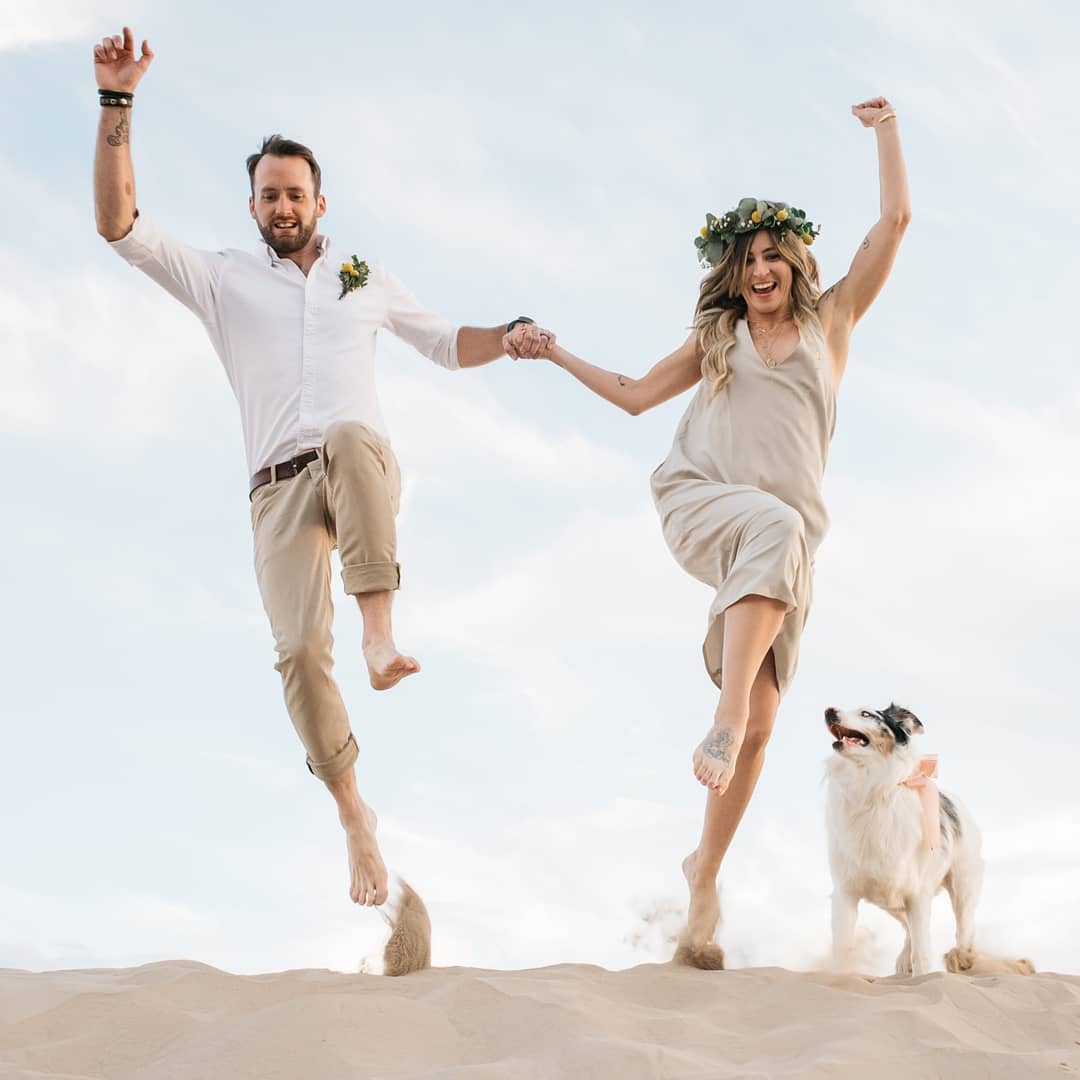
[0,1,146,52]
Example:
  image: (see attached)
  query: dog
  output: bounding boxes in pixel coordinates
[824,703,1034,977]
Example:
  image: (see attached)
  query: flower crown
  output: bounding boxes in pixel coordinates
[694,197,821,268]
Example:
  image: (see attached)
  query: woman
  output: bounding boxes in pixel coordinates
[529,98,910,966]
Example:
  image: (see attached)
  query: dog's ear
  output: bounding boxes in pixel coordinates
[882,703,923,739]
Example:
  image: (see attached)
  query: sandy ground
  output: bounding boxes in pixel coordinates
[1,959,1078,1079]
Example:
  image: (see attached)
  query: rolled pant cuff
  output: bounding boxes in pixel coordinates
[306,732,359,780]
[342,561,401,595]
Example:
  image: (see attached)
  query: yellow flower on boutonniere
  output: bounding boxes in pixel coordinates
[338,255,370,299]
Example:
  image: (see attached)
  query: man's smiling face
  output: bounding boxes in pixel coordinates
[249,154,326,255]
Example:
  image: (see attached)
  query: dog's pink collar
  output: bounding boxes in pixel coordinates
[901,756,940,853]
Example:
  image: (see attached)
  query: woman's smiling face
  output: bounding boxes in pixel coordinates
[741,230,793,317]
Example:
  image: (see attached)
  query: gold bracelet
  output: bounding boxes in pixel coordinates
[875,110,897,126]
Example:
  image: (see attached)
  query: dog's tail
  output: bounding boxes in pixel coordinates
[380,876,432,976]
[944,945,1035,976]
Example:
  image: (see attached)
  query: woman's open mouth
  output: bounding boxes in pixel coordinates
[751,282,777,296]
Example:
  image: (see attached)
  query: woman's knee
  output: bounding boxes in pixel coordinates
[742,714,776,757]
[761,503,806,549]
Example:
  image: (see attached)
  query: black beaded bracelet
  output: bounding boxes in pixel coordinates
[98,89,134,107]
[506,316,535,333]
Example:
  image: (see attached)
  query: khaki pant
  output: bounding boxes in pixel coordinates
[250,421,401,779]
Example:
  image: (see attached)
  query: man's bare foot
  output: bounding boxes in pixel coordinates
[363,640,420,691]
[692,714,746,793]
[342,802,388,906]
[674,851,725,969]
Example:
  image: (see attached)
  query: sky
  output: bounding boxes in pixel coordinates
[2,0,1078,979]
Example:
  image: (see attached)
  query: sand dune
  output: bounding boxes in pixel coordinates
[1,960,1077,1079]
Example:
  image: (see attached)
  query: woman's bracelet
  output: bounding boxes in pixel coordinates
[875,110,897,126]
[98,89,134,108]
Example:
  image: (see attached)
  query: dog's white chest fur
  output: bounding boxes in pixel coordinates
[827,781,933,911]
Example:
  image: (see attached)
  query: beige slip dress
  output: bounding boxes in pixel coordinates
[650,318,836,696]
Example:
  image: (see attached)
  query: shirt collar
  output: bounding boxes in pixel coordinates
[257,232,331,266]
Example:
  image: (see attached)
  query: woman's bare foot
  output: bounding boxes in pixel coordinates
[363,640,420,691]
[692,712,747,793]
[674,851,725,969]
[341,802,388,906]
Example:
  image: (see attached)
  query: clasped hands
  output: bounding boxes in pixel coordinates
[502,322,556,361]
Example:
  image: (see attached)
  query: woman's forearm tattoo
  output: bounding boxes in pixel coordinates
[617,374,627,388]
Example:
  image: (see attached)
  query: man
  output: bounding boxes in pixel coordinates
[93,27,552,910]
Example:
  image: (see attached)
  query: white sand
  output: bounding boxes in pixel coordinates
[1,960,1077,1079]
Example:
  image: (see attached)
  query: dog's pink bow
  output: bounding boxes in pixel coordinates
[901,756,940,853]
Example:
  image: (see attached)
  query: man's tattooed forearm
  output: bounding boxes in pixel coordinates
[105,111,129,147]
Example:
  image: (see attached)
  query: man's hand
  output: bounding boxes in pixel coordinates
[93,26,154,92]
[503,322,556,360]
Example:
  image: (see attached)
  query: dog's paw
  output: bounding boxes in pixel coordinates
[894,953,913,976]
[944,946,975,973]
[946,947,1037,976]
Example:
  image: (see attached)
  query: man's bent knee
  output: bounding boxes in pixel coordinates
[274,632,332,681]
[323,420,384,458]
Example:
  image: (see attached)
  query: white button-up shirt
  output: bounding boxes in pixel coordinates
[110,213,460,476]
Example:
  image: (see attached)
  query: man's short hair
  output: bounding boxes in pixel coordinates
[246,135,322,197]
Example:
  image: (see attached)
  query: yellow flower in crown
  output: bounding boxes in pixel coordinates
[751,210,762,224]
[700,226,709,238]
[776,209,788,222]
[338,255,370,299]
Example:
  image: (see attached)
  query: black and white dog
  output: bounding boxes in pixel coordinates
[824,704,1034,977]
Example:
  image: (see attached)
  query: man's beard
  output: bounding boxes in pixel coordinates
[258,214,318,255]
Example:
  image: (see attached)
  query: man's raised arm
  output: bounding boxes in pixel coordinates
[93,26,154,241]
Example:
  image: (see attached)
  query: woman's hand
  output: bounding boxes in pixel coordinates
[851,96,895,128]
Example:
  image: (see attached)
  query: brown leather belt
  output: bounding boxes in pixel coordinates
[249,449,320,498]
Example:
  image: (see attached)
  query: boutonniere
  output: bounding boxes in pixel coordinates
[338,255,370,299]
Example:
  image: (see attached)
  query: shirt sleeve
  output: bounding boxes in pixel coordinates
[380,267,460,371]
[109,212,223,323]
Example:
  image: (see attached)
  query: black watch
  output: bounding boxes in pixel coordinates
[506,316,536,333]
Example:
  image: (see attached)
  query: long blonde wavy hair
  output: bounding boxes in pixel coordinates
[695,229,824,396]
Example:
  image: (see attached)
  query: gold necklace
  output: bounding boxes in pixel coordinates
[748,317,794,367]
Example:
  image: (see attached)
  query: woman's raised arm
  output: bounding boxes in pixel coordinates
[819,97,911,356]
[544,332,703,416]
